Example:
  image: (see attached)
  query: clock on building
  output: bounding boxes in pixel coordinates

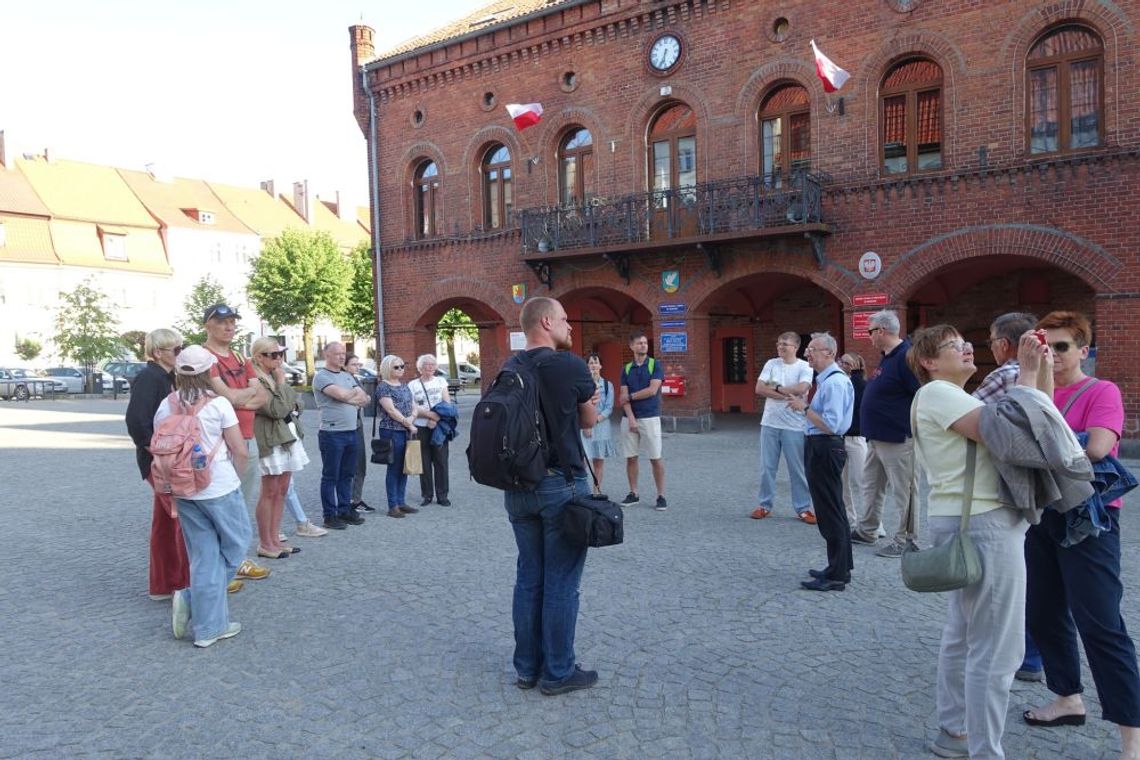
[648,33,682,72]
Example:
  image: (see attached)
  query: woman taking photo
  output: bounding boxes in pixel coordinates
[156,346,252,648]
[410,354,452,507]
[251,337,309,559]
[580,352,615,494]
[908,325,1047,759]
[375,354,420,518]
[125,328,187,600]
[1024,311,1140,759]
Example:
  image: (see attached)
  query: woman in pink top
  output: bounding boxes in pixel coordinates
[1023,311,1140,760]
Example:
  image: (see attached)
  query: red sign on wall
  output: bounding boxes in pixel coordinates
[852,311,874,339]
[853,293,889,307]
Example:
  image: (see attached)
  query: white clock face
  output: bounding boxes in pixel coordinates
[649,34,681,71]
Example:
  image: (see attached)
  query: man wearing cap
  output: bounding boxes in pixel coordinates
[202,303,271,583]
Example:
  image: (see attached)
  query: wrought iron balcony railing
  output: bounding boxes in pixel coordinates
[519,172,823,255]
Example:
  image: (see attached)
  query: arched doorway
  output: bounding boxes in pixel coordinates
[559,286,653,395]
[413,298,509,394]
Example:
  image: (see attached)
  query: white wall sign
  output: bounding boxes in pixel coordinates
[509,331,526,350]
[859,251,882,280]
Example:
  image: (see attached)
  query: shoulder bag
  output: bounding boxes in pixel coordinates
[900,400,983,592]
[369,385,394,465]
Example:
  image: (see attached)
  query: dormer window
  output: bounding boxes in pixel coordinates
[183,208,216,225]
[98,225,127,261]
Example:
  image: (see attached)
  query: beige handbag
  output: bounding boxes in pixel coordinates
[404,437,423,475]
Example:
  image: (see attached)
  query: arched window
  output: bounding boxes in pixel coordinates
[559,128,594,207]
[649,103,697,207]
[881,58,943,175]
[413,160,440,239]
[1028,25,1104,154]
[481,144,512,229]
[759,83,811,187]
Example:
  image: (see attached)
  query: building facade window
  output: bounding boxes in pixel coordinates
[649,102,697,207]
[414,159,441,238]
[759,83,811,187]
[1028,24,1104,154]
[99,228,128,261]
[558,127,594,207]
[481,144,512,229]
[881,58,943,175]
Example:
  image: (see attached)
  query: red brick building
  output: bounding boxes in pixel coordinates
[350,0,1140,435]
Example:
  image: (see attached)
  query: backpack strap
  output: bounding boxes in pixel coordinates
[172,391,226,464]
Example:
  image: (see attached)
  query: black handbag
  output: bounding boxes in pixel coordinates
[563,492,624,548]
[368,391,394,464]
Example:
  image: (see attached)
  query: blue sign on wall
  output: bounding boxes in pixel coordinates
[660,320,686,328]
[658,303,687,316]
[660,332,688,353]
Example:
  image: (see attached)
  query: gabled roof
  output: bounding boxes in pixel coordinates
[206,182,308,238]
[0,166,50,217]
[376,0,570,60]
[357,206,371,235]
[15,157,158,228]
[276,196,368,251]
[117,170,255,235]
[0,213,58,265]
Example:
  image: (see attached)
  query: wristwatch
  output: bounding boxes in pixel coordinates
[775,384,782,393]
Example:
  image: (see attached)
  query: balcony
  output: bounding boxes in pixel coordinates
[518,173,829,286]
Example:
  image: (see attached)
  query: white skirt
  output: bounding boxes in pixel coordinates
[259,422,310,475]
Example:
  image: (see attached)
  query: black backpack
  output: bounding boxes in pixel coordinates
[467,350,551,491]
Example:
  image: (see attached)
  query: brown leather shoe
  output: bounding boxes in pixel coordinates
[387,508,405,518]
[750,507,771,519]
[798,511,817,525]
[397,505,419,514]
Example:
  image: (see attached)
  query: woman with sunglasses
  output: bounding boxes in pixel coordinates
[907,325,1047,759]
[1023,311,1140,758]
[376,354,421,518]
[126,328,189,600]
[250,337,309,558]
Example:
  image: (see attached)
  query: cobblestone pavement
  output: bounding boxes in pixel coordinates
[1,396,1134,759]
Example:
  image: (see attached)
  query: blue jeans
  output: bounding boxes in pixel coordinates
[758,425,811,514]
[284,480,307,526]
[504,472,590,684]
[319,430,358,519]
[175,488,252,642]
[377,428,409,508]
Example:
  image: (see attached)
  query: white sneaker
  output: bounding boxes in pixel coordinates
[295,521,328,537]
[172,589,190,640]
[277,532,287,542]
[194,621,241,648]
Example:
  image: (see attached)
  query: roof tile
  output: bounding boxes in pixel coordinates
[375,0,568,60]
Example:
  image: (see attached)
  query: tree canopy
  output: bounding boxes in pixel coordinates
[53,279,122,389]
[178,275,231,346]
[336,240,376,341]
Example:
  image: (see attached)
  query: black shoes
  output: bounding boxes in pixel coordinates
[539,665,598,696]
[323,517,347,530]
[516,677,538,690]
[421,497,433,507]
[437,498,452,507]
[808,568,828,580]
[800,577,846,592]
[341,512,365,525]
[353,501,376,513]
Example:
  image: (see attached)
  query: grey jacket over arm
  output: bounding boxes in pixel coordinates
[977,385,1094,524]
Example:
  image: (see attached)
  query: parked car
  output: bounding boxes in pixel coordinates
[281,362,305,386]
[455,362,481,384]
[0,368,62,400]
[434,369,463,397]
[101,360,147,387]
[41,367,86,394]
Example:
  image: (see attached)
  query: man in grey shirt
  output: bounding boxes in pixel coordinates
[314,342,370,530]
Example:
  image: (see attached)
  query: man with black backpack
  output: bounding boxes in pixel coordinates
[475,296,600,695]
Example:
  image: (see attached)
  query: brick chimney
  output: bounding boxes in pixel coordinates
[349,25,375,135]
[292,180,313,224]
[335,191,354,221]
[260,179,275,197]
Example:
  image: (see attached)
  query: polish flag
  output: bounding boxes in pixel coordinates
[505,102,543,131]
[810,40,850,93]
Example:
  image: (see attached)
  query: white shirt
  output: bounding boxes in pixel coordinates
[153,394,242,500]
[758,358,813,431]
[410,375,448,427]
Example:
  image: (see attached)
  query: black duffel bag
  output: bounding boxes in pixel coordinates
[562,493,623,548]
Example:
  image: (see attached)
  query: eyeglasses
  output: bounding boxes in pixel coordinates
[1050,341,1078,353]
[804,347,832,354]
[260,351,285,359]
[937,339,972,353]
[162,346,183,355]
[393,364,405,370]
[867,327,882,335]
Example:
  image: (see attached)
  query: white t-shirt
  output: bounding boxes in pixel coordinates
[409,375,448,427]
[758,358,813,431]
[153,394,243,501]
[913,380,1001,518]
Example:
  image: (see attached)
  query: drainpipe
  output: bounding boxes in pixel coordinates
[362,65,385,360]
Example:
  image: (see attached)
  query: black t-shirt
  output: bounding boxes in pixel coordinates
[527,347,595,476]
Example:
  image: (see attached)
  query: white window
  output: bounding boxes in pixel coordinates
[101,231,127,261]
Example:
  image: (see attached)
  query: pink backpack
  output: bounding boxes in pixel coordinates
[150,392,223,506]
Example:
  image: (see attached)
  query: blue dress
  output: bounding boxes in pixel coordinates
[581,377,616,459]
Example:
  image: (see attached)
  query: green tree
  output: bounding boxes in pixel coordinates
[120,330,147,360]
[336,240,376,343]
[14,338,42,361]
[247,228,350,380]
[53,279,122,391]
[436,308,478,379]
[178,275,231,346]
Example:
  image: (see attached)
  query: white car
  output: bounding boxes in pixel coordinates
[455,362,480,383]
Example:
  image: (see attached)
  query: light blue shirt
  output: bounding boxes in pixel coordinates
[805,363,854,436]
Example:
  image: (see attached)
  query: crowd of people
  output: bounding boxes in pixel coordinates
[123,299,1139,757]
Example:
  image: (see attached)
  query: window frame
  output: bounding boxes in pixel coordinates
[648,102,698,207]
[879,57,944,177]
[558,127,594,208]
[1025,24,1105,156]
[481,144,512,230]
[413,159,441,239]
[758,83,811,187]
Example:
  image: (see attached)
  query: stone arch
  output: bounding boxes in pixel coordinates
[623,82,715,193]
[461,125,524,229]
[399,142,447,243]
[733,60,821,172]
[886,224,1123,300]
[687,252,858,315]
[857,30,968,175]
[1002,3,1132,155]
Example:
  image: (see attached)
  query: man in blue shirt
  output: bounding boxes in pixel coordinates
[788,333,854,591]
[619,331,667,510]
[852,310,922,557]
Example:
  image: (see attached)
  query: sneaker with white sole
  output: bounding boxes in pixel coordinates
[295,521,328,537]
[171,589,190,640]
[277,532,287,543]
[931,728,968,758]
[194,621,242,648]
[654,496,668,511]
[875,540,906,558]
[620,493,639,507]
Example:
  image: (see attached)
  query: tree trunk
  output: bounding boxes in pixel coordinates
[302,320,315,384]
[446,339,458,379]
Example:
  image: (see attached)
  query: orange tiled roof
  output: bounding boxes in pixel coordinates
[0,166,50,217]
[15,157,158,228]
[48,218,170,274]
[0,213,59,265]
[357,205,371,234]
[206,182,308,238]
[375,0,569,60]
[118,170,255,235]
[276,196,368,251]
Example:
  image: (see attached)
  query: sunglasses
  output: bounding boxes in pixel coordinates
[1050,341,1078,354]
[163,345,183,355]
[393,364,406,370]
[207,306,235,319]
[260,351,285,359]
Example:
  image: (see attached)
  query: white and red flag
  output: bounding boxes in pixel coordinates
[505,102,543,131]
[810,40,850,93]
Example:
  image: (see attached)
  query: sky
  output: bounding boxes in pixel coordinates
[0,0,489,206]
